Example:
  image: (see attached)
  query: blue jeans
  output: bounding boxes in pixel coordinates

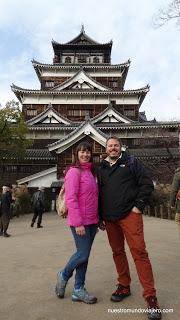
[62,224,97,289]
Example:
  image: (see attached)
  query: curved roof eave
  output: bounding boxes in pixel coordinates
[11,83,150,95]
[31,59,130,69]
[51,35,112,47]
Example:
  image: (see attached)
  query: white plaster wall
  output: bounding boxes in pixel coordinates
[26,171,57,188]
[23,95,139,105]
[42,69,122,77]
[26,131,65,139]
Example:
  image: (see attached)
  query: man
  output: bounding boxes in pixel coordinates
[170,167,180,225]
[98,137,161,320]
[0,185,13,237]
[31,187,45,228]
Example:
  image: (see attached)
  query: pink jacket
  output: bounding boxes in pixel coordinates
[64,162,99,227]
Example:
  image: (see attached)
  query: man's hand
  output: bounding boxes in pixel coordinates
[132,206,141,214]
[75,225,85,236]
[98,220,106,231]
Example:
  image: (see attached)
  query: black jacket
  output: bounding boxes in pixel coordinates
[0,191,12,215]
[31,191,45,211]
[98,152,154,221]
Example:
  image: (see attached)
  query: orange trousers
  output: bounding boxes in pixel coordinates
[105,211,156,298]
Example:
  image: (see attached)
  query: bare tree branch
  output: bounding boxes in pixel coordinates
[153,0,180,28]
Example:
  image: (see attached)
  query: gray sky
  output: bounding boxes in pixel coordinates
[0,0,179,121]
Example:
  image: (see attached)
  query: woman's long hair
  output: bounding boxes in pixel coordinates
[64,141,95,176]
[74,141,93,164]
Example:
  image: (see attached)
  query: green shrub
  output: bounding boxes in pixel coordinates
[149,184,171,208]
[15,192,32,215]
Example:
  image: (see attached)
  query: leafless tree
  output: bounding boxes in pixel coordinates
[134,127,179,183]
[153,0,180,28]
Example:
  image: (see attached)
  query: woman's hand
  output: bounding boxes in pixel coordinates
[75,225,86,236]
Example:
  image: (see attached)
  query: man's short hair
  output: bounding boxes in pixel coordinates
[106,136,122,147]
[5,184,12,189]
[2,186,9,193]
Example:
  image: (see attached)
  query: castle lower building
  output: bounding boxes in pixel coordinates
[4,26,179,187]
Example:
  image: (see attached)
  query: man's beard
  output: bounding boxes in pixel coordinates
[109,153,120,160]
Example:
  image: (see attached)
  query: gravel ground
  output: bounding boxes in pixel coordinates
[0,212,179,320]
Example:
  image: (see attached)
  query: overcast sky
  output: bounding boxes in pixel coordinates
[0,0,179,121]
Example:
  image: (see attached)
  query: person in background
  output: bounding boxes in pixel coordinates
[55,141,99,304]
[98,136,161,320]
[31,187,45,228]
[170,167,180,225]
[0,185,13,237]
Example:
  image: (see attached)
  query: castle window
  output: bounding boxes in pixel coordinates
[78,55,87,63]
[5,165,17,172]
[112,81,118,88]
[20,166,32,173]
[65,56,71,63]
[133,139,141,146]
[93,57,100,64]
[27,109,37,116]
[109,81,118,88]
[68,110,80,116]
[124,109,135,117]
[45,81,54,88]
[68,109,92,117]
[168,127,176,132]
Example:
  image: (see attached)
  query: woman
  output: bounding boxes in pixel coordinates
[55,141,99,304]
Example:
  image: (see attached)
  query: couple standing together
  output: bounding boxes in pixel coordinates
[55,137,161,320]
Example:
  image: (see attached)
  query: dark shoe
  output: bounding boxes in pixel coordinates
[3,232,11,237]
[111,284,131,302]
[72,286,97,304]
[0,231,3,236]
[146,296,162,319]
[31,222,34,227]
[55,271,68,298]
[37,225,43,228]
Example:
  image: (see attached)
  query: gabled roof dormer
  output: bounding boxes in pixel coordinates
[26,103,72,126]
[52,68,111,92]
[48,119,108,153]
[92,103,135,124]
